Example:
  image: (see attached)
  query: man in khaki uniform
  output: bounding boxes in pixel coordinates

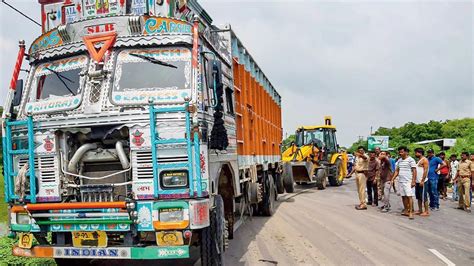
[348,146,369,210]
[454,152,474,213]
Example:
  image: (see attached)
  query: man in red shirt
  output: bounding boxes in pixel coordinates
[437,152,450,200]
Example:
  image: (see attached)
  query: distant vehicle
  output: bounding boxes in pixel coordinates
[280,117,348,192]
[347,154,355,174]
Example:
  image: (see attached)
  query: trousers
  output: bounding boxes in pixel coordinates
[367,179,378,205]
[382,181,391,209]
[459,177,471,208]
[426,178,439,208]
[355,173,367,206]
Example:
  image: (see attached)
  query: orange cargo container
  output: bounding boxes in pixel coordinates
[231,37,282,164]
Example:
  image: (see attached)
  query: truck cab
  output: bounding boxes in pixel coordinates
[2,1,282,264]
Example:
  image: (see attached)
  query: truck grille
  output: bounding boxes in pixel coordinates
[132,151,188,179]
[18,155,60,201]
[18,156,58,183]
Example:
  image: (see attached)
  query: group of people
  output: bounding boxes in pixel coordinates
[348,146,474,220]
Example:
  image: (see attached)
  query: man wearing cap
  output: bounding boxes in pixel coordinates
[454,152,474,213]
[426,149,446,211]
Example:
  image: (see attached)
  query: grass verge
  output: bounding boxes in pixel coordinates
[0,172,55,265]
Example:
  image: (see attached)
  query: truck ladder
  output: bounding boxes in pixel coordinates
[149,103,203,198]
[3,116,36,203]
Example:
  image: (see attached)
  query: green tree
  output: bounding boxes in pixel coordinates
[348,139,368,153]
[350,118,474,156]
[281,134,295,151]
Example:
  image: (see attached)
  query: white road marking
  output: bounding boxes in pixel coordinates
[429,249,455,266]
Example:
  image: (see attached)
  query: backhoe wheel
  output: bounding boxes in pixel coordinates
[329,159,344,187]
[275,172,285,194]
[316,169,327,190]
[200,195,226,266]
[261,174,276,216]
[283,172,295,193]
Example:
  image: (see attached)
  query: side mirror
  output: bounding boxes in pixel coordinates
[206,59,222,89]
[13,79,23,107]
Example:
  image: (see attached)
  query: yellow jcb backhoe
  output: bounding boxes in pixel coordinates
[279,117,348,193]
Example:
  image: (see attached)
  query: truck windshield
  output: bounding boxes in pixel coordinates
[112,48,192,105]
[296,129,324,146]
[33,55,87,100]
[118,61,186,90]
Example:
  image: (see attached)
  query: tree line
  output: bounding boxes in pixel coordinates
[348,118,474,155]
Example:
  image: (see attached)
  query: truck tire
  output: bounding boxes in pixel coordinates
[275,172,285,194]
[200,195,225,266]
[316,168,327,190]
[283,172,295,193]
[261,174,276,216]
[328,159,344,187]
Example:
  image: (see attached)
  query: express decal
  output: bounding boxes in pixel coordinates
[114,90,189,103]
[144,17,192,35]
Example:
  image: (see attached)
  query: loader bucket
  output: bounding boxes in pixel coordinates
[282,161,313,183]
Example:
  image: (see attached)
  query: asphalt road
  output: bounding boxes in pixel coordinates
[223,178,474,265]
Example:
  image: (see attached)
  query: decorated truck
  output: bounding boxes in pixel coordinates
[1,0,282,264]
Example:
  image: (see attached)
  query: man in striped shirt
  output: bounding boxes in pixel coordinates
[391,146,417,220]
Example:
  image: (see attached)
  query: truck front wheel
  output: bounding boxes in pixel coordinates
[261,174,276,216]
[200,195,226,266]
[275,172,285,194]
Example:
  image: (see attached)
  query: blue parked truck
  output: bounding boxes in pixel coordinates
[2,0,283,264]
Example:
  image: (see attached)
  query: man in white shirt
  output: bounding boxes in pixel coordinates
[391,146,417,220]
[449,154,459,201]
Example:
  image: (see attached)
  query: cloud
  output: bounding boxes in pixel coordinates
[201,0,473,146]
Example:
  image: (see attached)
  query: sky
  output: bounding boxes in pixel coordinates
[0,0,473,146]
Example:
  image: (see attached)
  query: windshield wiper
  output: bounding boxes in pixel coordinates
[129,53,178,69]
[45,66,76,96]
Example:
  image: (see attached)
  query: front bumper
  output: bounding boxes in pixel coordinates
[12,245,190,260]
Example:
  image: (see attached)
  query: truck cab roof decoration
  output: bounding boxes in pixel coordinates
[28,15,194,60]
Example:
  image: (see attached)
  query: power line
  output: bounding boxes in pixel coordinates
[1,0,41,27]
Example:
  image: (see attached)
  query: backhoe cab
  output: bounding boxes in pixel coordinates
[280,117,348,192]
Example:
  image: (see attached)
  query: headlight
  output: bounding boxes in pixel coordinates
[161,171,188,188]
[159,208,184,222]
[16,213,31,225]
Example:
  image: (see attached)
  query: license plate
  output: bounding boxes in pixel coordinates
[72,231,107,248]
[156,231,184,246]
[159,208,184,222]
[18,233,33,249]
